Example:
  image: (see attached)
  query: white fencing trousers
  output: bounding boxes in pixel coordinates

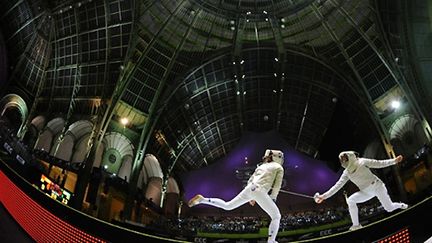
[346,180,406,226]
[199,183,281,243]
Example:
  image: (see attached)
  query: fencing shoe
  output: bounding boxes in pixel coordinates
[188,194,204,207]
[349,224,363,231]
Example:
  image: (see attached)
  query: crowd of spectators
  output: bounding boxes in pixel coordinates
[279,207,346,231]
[141,202,386,236]
[178,216,262,234]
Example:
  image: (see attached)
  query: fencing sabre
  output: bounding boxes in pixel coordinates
[280,189,314,198]
[280,189,320,202]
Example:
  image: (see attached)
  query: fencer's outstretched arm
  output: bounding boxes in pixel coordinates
[320,171,349,200]
[270,167,284,201]
[360,155,403,169]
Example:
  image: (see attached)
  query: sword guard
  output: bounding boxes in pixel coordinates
[313,192,320,203]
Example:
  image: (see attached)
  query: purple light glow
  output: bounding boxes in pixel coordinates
[181,130,341,206]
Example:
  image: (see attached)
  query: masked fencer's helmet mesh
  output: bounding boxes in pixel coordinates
[263,149,284,165]
[338,151,359,160]
[338,151,359,168]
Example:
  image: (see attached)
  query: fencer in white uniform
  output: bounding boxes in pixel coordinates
[188,149,284,243]
[314,151,408,231]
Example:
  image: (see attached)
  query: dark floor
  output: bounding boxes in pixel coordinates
[1,196,432,243]
[0,203,34,243]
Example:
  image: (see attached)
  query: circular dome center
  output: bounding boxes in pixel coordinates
[191,0,315,17]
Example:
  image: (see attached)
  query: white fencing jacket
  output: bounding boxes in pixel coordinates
[322,158,397,199]
[247,161,284,200]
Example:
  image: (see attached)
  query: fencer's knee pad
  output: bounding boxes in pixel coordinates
[272,212,281,221]
[346,197,357,207]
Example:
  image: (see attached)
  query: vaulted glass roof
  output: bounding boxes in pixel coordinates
[0,0,413,174]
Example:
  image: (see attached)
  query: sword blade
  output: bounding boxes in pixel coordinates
[280,189,314,199]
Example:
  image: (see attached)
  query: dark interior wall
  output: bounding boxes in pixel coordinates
[0,30,8,89]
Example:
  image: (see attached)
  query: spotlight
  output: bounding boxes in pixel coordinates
[120,117,129,126]
[391,100,401,109]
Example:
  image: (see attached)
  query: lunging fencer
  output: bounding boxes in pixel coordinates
[188,149,284,243]
[314,151,408,231]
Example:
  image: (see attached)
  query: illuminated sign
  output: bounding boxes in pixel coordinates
[3,142,13,154]
[0,170,105,242]
[40,174,72,205]
[376,228,410,243]
[15,154,25,165]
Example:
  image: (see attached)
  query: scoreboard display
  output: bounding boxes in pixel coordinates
[39,174,72,205]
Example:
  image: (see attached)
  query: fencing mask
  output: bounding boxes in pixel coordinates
[339,151,359,173]
[263,149,284,165]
